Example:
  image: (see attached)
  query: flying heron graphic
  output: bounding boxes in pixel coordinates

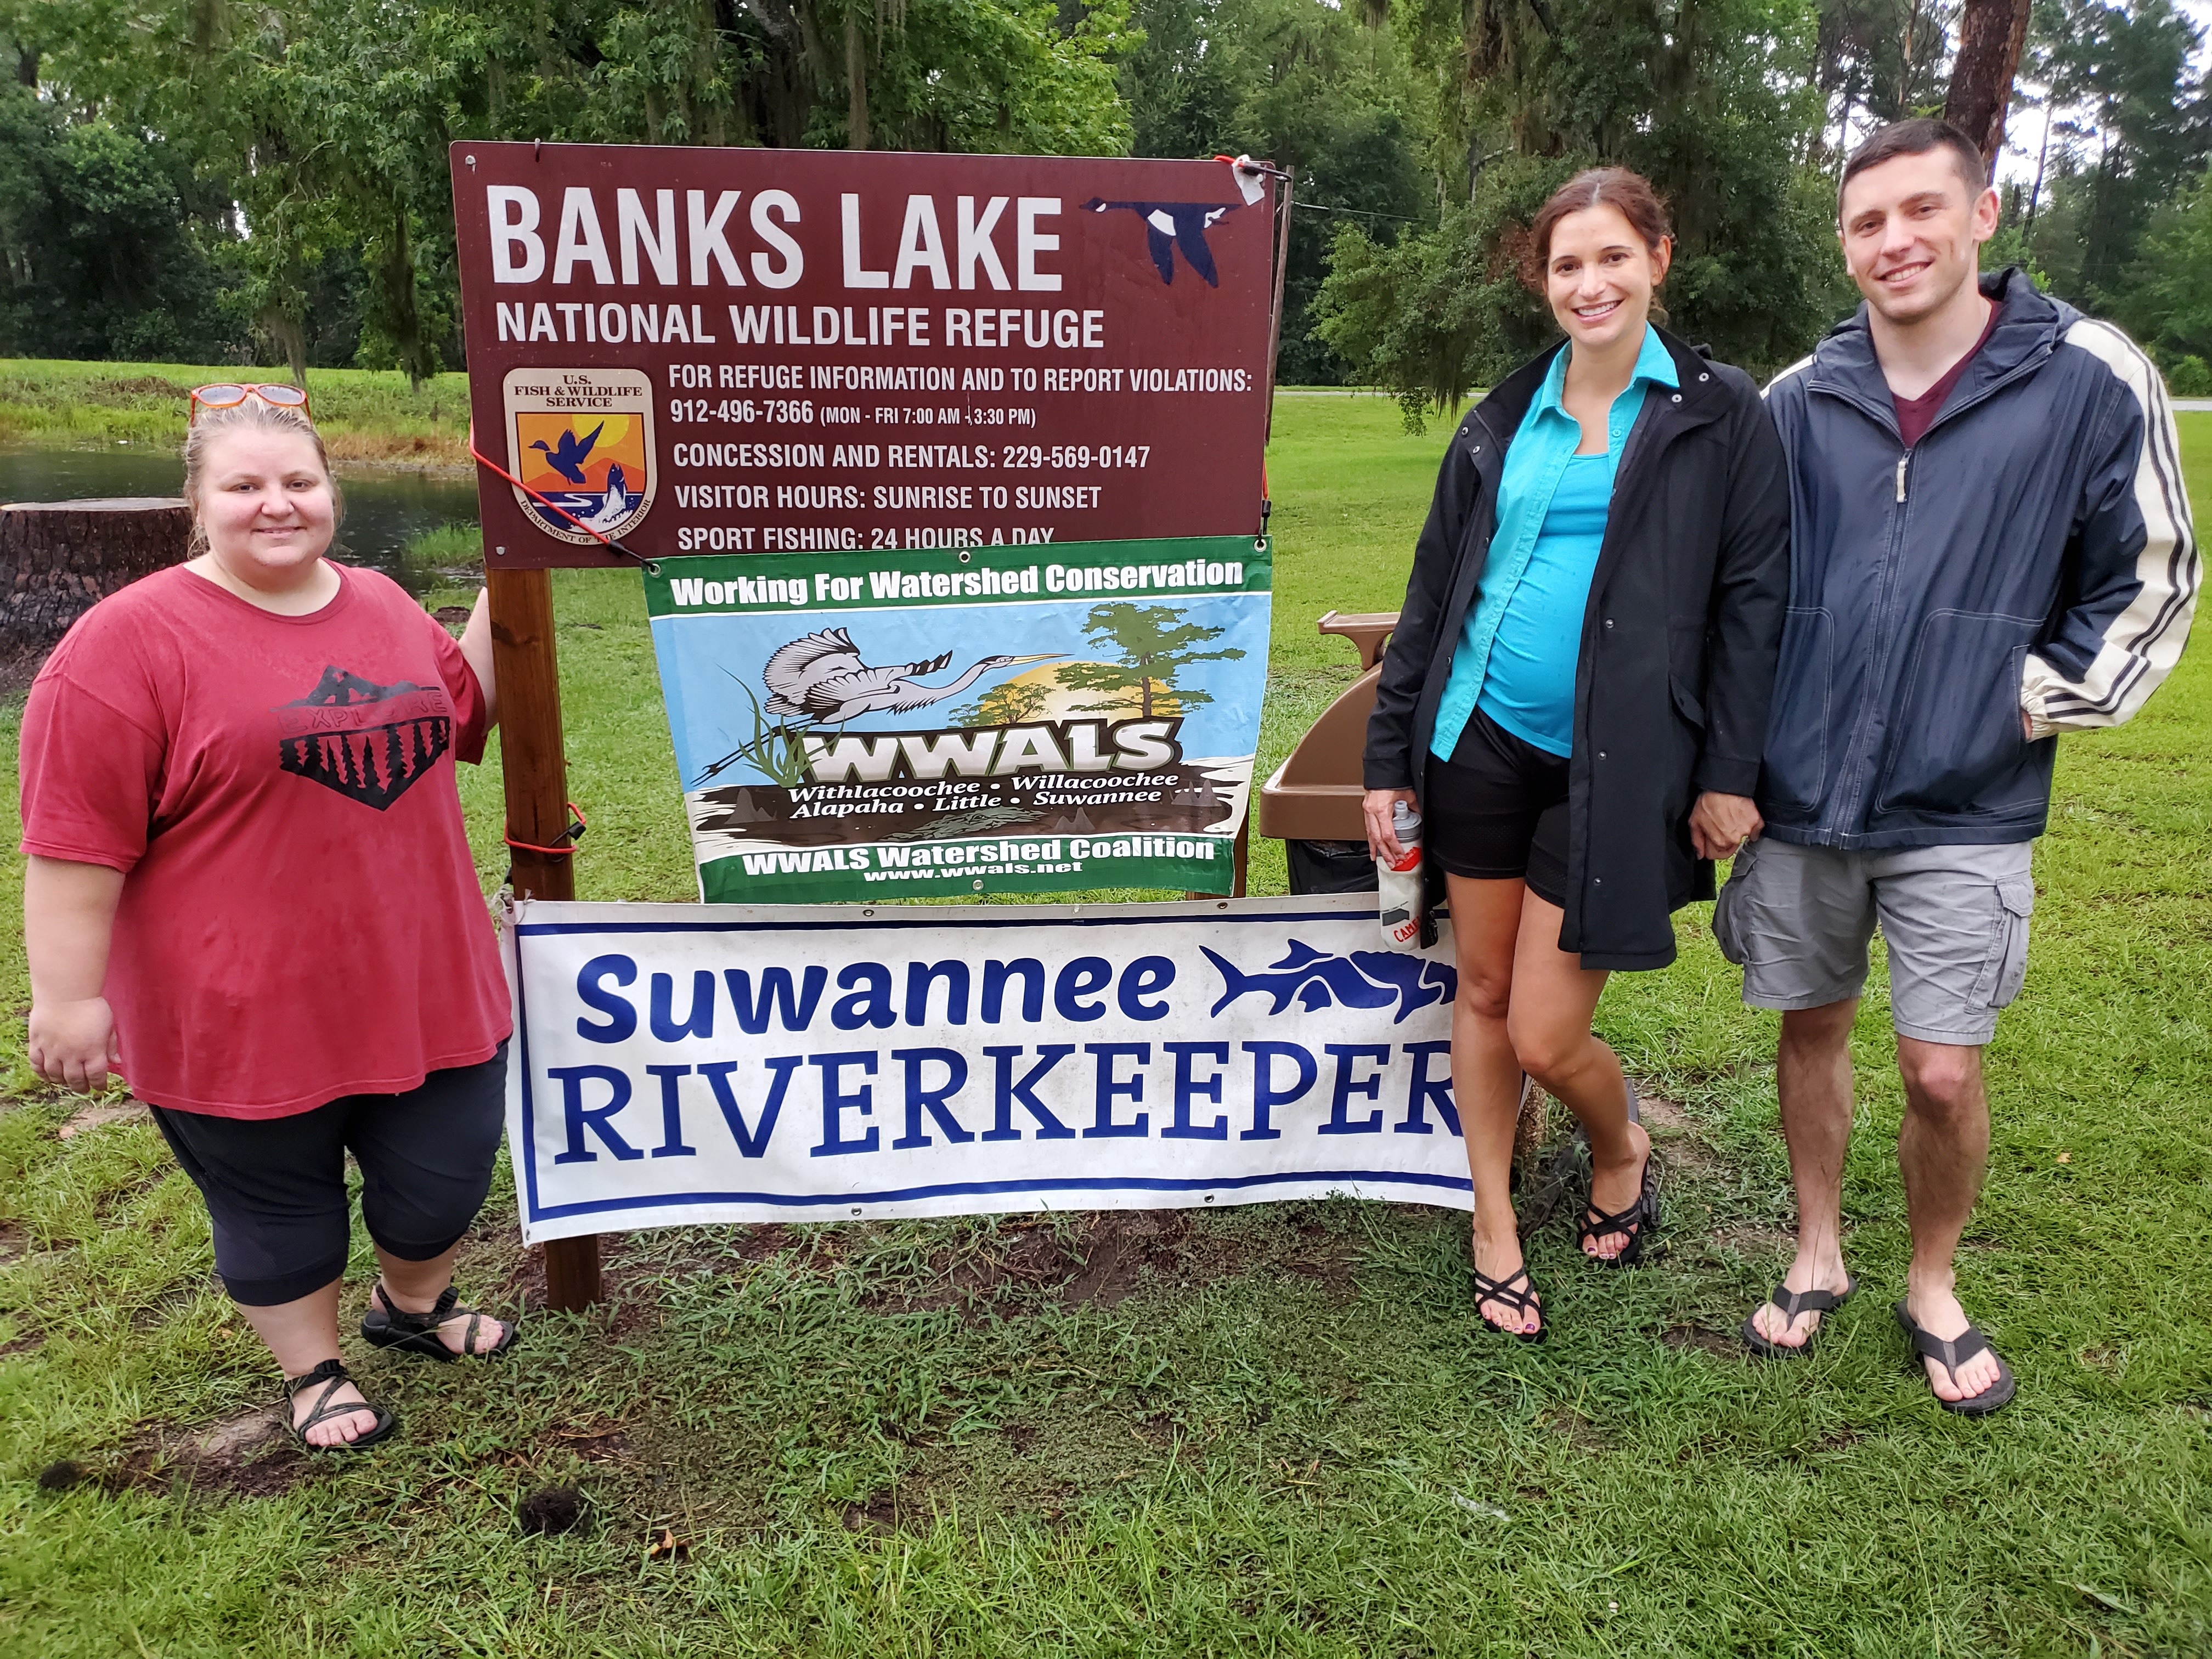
[528,422,604,485]
[762,628,1063,725]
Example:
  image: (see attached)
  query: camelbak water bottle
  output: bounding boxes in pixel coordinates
[1378,800,1424,950]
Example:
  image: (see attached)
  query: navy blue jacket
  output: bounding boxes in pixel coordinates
[1365,329,1791,970]
[1760,269,2200,849]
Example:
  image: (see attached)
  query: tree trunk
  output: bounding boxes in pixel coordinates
[845,9,869,150]
[0,499,193,649]
[1945,0,2034,163]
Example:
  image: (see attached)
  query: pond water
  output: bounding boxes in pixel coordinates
[0,447,483,595]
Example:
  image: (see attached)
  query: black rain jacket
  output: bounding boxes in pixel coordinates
[1758,268,2199,848]
[1363,329,1792,970]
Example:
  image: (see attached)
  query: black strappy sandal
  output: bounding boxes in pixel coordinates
[1471,1264,1546,1343]
[361,1283,518,1364]
[1894,1302,2016,1416]
[284,1358,397,1451]
[1742,1275,1859,1358]
[1579,1147,1662,1268]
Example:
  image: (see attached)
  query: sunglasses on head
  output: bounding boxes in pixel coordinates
[189,383,312,422]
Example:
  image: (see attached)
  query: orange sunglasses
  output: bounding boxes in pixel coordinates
[189,382,312,422]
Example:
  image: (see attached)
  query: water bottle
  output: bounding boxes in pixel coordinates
[1377,800,1424,950]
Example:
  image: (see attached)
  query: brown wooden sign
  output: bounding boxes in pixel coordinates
[449,143,1277,570]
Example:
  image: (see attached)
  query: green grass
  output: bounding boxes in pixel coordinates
[1,399,2209,1656]
[0,359,473,466]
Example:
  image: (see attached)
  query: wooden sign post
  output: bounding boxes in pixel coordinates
[487,566,601,1311]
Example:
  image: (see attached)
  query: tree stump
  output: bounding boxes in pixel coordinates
[0,498,193,650]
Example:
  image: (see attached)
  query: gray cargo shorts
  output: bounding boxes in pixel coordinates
[1712,838,2035,1046]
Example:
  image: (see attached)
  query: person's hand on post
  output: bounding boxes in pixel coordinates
[1689,792,1763,861]
[27,996,121,1093]
[1363,788,1417,861]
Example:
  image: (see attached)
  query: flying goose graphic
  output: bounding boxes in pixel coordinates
[528,422,605,485]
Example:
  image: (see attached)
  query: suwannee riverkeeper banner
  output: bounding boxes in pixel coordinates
[448,143,1276,567]
[503,894,1471,1243]
[644,535,1272,901]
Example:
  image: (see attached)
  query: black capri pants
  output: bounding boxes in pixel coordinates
[151,1041,509,1307]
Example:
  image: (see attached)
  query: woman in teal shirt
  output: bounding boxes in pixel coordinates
[1362,170,1790,1340]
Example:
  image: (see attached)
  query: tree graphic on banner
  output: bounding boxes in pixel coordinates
[955,680,1051,729]
[1060,603,1245,721]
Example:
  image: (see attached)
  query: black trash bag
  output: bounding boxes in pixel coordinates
[1285,838,1377,896]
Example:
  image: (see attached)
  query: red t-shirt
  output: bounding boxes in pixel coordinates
[1893,301,2001,448]
[19,563,511,1118]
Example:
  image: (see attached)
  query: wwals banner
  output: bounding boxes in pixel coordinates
[644,535,1271,901]
[503,894,1470,1243]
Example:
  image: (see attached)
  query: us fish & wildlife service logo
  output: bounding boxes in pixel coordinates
[503,367,656,545]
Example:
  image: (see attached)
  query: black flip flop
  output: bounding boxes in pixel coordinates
[362,1283,519,1363]
[284,1358,397,1452]
[1742,1274,1858,1358]
[1471,1263,1546,1343]
[1579,1146,1662,1269]
[1893,1302,2017,1416]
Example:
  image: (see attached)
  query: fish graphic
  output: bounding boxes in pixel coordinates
[1200,940,1457,1025]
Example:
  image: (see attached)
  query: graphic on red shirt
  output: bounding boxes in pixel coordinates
[274,665,453,810]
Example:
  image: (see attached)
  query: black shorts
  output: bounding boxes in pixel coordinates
[151,1041,509,1307]
[1425,707,1571,908]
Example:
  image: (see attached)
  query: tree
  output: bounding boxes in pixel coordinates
[2026,0,2209,309]
[2116,164,2212,364]
[1059,603,1245,720]
[1946,0,2034,157]
[4,0,1137,374]
[1120,0,1434,381]
[956,680,1053,727]
[1314,0,1852,424]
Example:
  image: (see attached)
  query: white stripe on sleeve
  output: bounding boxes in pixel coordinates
[2023,319,2201,733]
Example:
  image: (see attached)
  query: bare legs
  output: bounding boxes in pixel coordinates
[1446,873,1650,1334]
[235,1241,511,1447]
[1751,1005,2003,1401]
[1895,1036,2002,1400]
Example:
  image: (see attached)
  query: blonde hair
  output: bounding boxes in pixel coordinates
[180,398,343,556]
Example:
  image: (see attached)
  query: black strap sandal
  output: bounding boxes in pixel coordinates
[284,1358,397,1451]
[361,1283,518,1364]
[1893,1302,2017,1416]
[1471,1264,1546,1343]
[1579,1147,1662,1269]
[1743,1274,1858,1358]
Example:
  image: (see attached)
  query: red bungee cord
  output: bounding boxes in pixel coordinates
[465,425,661,574]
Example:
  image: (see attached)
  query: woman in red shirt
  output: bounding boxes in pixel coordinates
[21,390,517,1450]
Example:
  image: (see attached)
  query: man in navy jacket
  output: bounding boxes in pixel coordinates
[1720,120,2198,1412]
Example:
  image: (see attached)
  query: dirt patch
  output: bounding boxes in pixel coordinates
[100,1410,315,1500]
[843,1481,947,1534]
[1661,1324,1740,1358]
[432,605,472,635]
[0,1220,27,1267]
[1709,1219,1801,1259]
[733,1223,795,1263]
[1635,1088,1736,1182]
[58,1098,149,1140]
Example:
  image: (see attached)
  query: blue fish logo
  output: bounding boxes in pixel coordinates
[1200,940,1456,1025]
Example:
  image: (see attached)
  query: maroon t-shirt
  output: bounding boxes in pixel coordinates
[1893,301,2001,447]
[20,563,511,1118]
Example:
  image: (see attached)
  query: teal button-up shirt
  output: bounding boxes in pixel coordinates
[1430,325,1679,761]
